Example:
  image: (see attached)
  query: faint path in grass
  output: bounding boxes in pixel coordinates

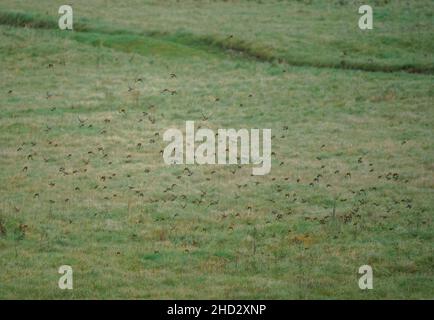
[0,10,433,75]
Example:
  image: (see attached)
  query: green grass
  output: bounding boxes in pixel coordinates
[1,0,433,73]
[0,0,433,299]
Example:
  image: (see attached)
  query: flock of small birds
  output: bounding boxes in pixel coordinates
[3,58,421,249]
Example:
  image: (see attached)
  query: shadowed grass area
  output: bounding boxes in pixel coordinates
[0,10,56,29]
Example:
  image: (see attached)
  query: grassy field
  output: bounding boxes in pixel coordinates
[0,0,433,299]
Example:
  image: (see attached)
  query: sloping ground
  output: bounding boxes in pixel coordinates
[0,0,433,73]
[0,3,433,299]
